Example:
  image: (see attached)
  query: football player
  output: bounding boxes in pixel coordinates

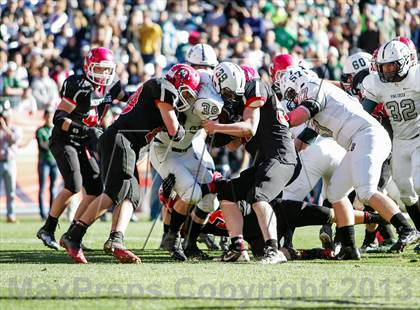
[362,40,420,237]
[160,177,388,259]
[202,62,297,264]
[36,47,125,251]
[340,51,396,253]
[59,64,199,264]
[280,66,419,259]
[151,68,224,261]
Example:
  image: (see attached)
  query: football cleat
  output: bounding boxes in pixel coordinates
[219,249,250,262]
[261,246,287,264]
[414,243,420,254]
[218,239,250,262]
[360,242,379,253]
[37,227,60,251]
[184,245,211,260]
[198,233,220,250]
[159,232,168,250]
[389,228,420,252]
[219,236,229,252]
[162,231,187,261]
[60,234,87,264]
[319,224,333,249]
[112,248,141,264]
[336,246,361,260]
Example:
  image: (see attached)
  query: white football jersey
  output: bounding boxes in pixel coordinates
[362,64,420,140]
[302,80,379,150]
[154,69,223,150]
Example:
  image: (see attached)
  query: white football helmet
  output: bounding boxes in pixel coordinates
[279,67,313,106]
[376,40,411,83]
[212,62,246,103]
[186,43,218,68]
[341,52,372,94]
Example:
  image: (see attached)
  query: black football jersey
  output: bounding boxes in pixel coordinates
[242,79,297,164]
[110,78,177,150]
[52,74,123,143]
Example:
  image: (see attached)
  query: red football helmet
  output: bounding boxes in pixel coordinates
[269,53,298,86]
[240,65,260,82]
[393,36,418,67]
[165,64,200,112]
[84,47,116,86]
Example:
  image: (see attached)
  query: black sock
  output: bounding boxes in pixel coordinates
[390,213,411,231]
[110,231,124,243]
[169,210,186,233]
[68,222,88,243]
[363,204,375,212]
[363,229,376,245]
[185,220,203,248]
[163,224,170,234]
[67,219,77,232]
[265,239,278,250]
[364,212,388,225]
[283,228,295,248]
[377,224,394,240]
[44,215,58,233]
[406,202,420,230]
[337,226,355,247]
[231,236,245,251]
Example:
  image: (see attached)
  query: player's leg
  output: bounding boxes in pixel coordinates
[327,152,359,260]
[217,169,256,262]
[37,143,81,250]
[250,159,295,264]
[407,139,420,230]
[354,128,419,252]
[104,198,140,263]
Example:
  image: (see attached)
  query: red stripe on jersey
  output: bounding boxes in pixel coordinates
[62,96,77,106]
[245,96,266,108]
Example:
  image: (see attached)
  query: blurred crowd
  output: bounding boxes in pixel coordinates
[0,0,419,221]
[1,0,419,110]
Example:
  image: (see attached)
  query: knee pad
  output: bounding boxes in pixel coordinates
[180,184,203,206]
[64,173,82,194]
[197,193,219,213]
[194,206,209,220]
[400,195,418,207]
[106,177,140,208]
[355,186,376,205]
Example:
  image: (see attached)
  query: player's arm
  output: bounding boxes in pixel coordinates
[361,98,379,114]
[202,105,260,138]
[294,127,318,152]
[360,75,380,114]
[53,98,77,132]
[156,101,185,141]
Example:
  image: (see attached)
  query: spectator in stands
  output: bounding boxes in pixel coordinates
[35,108,57,220]
[31,66,59,110]
[19,87,37,114]
[0,105,21,223]
[2,62,23,97]
[136,11,163,64]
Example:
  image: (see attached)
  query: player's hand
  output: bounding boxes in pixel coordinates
[86,127,103,140]
[162,173,176,200]
[201,120,220,134]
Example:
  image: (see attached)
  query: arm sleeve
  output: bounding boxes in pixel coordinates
[244,80,268,108]
[297,127,318,145]
[157,79,177,107]
[59,77,79,106]
[361,98,378,114]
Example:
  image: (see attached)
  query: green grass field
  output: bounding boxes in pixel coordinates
[0,217,419,310]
